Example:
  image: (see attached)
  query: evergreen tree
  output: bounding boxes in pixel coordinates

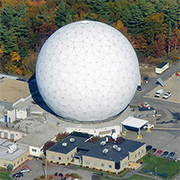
[126,5,144,38]
[55,1,75,28]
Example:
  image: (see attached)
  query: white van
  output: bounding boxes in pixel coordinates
[154,89,163,98]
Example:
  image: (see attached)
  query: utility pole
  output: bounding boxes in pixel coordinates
[45,155,47,178]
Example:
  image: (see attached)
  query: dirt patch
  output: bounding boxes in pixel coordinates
[140,64,157,78]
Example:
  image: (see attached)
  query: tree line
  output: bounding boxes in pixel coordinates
[0,0,179,76]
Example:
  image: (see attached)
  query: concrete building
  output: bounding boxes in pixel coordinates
[0,128,25,141]
[0,77,38,123]
[0,139,29,170]
[47,132,146,173]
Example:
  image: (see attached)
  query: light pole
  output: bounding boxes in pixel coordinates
[155,167,157,177]
[45,155,47,178]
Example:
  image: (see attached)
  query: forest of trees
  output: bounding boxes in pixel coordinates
[0,0,179,76]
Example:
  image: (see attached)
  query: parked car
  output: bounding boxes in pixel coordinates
[154,89,163,98]
[12,172,23,178]
[175,72,180,76]
[19,168,30,173]
[156,149,163,156]
[146,145,152,152]
[143,75,149,83]
[61,177,67,180]
[150,148,157,154]
[59,173,63,177]
[161,151,169,158]
[137,85,142,91]
[162,92,171,99]
[168,152,175,159]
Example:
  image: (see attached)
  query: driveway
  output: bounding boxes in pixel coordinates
[11,158,93,180]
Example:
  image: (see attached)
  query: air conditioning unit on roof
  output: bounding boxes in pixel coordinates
[102,148,108,154]
[70,138,75,142]
[62,142,67,147]
[100,141,106,146]
[116,147,121,152]
[113,145,118,149]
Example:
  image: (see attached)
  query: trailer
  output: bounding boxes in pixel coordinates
[155,62,169,74]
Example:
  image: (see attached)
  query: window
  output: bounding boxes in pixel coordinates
[94,162,97,166]
[85,160,90,164]
[109,165,112,168]
[25,156,27,159]
[125,161,127,165]
[135,154,137,158]
[32,148,37,152]
[138,152,140,156]
[17,161,19,164]
[142,149,144,153]
[58,157,61,160]
[51,155,55,159]
[122,163,124,167]
[101,163,104,167]
[4,163,7,167]
[67,157,69,161]
[14,163,16,166]
[21,158,23,162]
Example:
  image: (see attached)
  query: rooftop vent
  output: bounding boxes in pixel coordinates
[113,145,118,149]
[116,147,121,152]
[70,138,75,142]
[62,142,67,147]
[7,144,17,154]
[100,141,106,146]
[102,148,108,155]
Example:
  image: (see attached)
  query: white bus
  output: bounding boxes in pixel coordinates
[155,62,169,74]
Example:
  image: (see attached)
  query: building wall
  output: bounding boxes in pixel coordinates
[66,125,122,137]
[15,109,27,120]
[128,144,146,162]
[0,129,24,141]
[47,148,77,165]
[29,145,44,157]
[82,155,128,173]
[0,147,29,170]
[7,109,16,123]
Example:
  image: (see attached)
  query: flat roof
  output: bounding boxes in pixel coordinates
[121,116,148,129]
[0,78,30,103]
[17,119,64,147]
[157,62,168,68]
[48,133,145,162]
[85,136,145,161]
[49,133,93,154]
[0,139,28,161]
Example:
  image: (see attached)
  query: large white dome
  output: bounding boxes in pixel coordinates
[36,20,140,122]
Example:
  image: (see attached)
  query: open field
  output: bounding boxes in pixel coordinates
[0,171,11,180]
[127,174,155,180]
[139,155,180,179]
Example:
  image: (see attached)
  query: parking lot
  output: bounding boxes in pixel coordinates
[144,74,180,103]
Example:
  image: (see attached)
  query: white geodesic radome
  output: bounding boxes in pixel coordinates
[36,20,140,122]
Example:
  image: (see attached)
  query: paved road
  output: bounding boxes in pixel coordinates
[11,159,94,180]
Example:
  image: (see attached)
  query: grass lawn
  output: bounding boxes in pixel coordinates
[127,174,155,180]
[139,154,180,179]
[0,171,11,180]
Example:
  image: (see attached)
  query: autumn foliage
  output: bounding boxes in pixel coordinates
[0,0,179,76]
